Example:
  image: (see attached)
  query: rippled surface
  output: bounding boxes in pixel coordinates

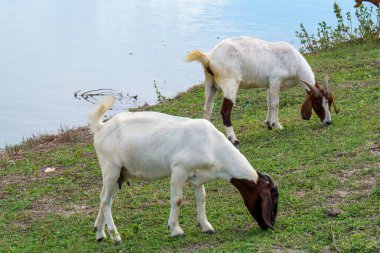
[0,0,356,146]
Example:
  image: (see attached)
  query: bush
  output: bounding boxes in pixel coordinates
[296,3,380,52]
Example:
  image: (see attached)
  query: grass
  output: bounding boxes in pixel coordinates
[0,40,379,252]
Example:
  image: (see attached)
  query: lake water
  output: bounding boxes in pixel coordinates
[0,0,358,147]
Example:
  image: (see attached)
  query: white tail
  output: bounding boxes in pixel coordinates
[88,96,116,133]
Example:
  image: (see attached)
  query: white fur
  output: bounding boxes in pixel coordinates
[89,96,258,243]
[322,97,332,124]
[187,36,327,139]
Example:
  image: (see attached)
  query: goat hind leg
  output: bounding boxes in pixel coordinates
[101,171,122,244]
[265,90,272,129]
[94,188,106,242]
[204,80,217,120]
[221,98,239,145]
[94,182,120,242]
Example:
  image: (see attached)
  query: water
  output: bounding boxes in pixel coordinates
[0,0,358,147]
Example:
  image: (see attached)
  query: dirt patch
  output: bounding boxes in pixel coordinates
[369,141,380,156]
[292,190,306,198]
[0,127,93,166]
[0,166,70,198]
[31,194,95,218]
[336,78,380,88]
[180,242,214,252]
[273,247,304,253]
[0,174,36,199]
[325,163,379,209]
[332,150,359,162]
[0,174,34,189]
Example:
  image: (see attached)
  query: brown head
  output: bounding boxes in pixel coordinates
[301,74,339,125]
[230,172,278,230]
[354,0,380,8]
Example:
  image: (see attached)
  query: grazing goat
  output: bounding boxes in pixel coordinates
[354,0,380,7]
[89,96,278,244]
[186,36,339,145]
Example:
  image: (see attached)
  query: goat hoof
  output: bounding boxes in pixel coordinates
[205,230,216,235]
[171,233,185,238]
[96,237,105,242]
[114,234,122,244]
[228,136,240,146]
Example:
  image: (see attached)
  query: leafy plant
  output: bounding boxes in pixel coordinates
[153,80,168,102]
[296,3,380,52]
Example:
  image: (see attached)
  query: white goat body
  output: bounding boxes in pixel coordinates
[192,36,315,93]
[186,36,334,144]
[89,96,278,244]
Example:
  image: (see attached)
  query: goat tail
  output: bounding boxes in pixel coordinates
[185,50,209,66]
[88,96,116,133]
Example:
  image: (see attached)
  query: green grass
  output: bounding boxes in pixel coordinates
[1,40,379,252]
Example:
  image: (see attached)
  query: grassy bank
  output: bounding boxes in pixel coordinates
[1,40,379,252]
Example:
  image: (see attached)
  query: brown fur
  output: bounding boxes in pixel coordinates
[221,98,234,127]
[206,66,214,76]
[301,82,339,122]
[230,174,278,230]
[355,0,380,7]
[301,94,313,120]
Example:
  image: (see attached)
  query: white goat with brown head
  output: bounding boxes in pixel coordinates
[186,36,339,145]
[89,96,278,244]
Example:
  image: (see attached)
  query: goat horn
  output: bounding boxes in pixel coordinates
[257,171,275,187]
[302,80,320,97]
[263,173,275,188]
[323,73,329,92]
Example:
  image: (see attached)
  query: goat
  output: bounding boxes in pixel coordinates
[354,0,380,7]
[186,36,339,145]
[89,96,278,244]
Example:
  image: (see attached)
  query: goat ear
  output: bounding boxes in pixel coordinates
[260,189,274,229]
[330,95,340,114]
[333,102,340,114]
[301,95,313,120]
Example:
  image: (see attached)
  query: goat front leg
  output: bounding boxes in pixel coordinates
[204,80,217,120]
[194,184,215,234]
[265,90,271,128]
[168,169,187,237]
[266,80,283,130]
